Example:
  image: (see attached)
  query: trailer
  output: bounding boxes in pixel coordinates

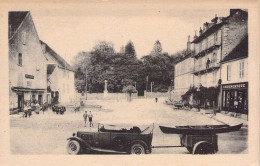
[152,123,243,154]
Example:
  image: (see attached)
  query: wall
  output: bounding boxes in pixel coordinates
[76,93,138,101]
[221,58,248,85]
[222,10,248,60]
[9,12,47,109]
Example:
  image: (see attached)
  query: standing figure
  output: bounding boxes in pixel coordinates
[155,97,158,103]
[206,58,210,69]
[83,111,88,127]
[88,111,93,127]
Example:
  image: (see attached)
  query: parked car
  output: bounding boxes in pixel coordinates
[67,124,153,155]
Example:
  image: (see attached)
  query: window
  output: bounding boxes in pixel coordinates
[18,53,22,66]
[239,60,244,78]
[22,32,26,45]
[227,65,231,81]
[213,71,217,83]
[212,52,217,62]
[214,31,218,43]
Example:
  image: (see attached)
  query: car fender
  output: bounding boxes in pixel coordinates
[67,137,92,149]
[131,140,149,150]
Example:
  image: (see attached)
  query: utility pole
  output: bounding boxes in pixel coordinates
[86,67,88,100]
[151,82,154,93]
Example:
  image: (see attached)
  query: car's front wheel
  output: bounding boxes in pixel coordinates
[67,140,81,155]
[130,143,145,154]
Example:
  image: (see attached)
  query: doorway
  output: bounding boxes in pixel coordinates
[18,94,24,111]
[38,94,42,105]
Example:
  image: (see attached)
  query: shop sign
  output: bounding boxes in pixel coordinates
[222,82,248,90]
[25,74,34,79]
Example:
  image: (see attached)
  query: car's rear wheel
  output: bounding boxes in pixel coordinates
[67,140,81,155]
[130,143,145,154]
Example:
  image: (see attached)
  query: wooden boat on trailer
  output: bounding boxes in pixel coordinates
[155,123,243,154]
[159,123,243,135]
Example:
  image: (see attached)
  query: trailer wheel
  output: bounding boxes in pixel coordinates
[192,141,215,155]
[186,147,193,153]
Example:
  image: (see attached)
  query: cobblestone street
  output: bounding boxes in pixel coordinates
[10,98,247,154]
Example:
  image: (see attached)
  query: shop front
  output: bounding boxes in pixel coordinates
[222,82,248,114]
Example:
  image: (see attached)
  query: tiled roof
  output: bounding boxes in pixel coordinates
[8,11,29,38]
[40,40,74,72]
[221,36,248,63]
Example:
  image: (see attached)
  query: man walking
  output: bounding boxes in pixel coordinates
[88,111,93,127]
[83,111,88,127]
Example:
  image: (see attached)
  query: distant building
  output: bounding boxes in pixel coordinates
[40,41,75,104]
[9,11,48,111]
[191,9,248,109]
[173,36,194,102]
[220,36,248,114]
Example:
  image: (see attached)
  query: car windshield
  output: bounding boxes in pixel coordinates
[99,124,145,133]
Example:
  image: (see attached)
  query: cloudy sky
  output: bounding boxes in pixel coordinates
[29,1,230,64]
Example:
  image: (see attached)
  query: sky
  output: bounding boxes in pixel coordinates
[29,2,230,64]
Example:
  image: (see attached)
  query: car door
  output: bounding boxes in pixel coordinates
[96,132,111,148]
[110,133,130,151]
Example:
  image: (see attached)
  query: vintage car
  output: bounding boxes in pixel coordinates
[67,124,153,155]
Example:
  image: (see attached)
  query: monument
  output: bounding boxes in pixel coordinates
[104,80,108,97]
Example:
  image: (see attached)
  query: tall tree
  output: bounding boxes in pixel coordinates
[151,40,162,56]
[125,40,136,57]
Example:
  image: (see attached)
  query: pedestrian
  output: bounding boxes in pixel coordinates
[83,111,88,127]
[155,97,158,103]
[88,111,93,127]
[206,58,210,69]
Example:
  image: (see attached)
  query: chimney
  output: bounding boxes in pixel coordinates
[194,30,198,39]
[187,35,191,51]
[211,14,218,23]
[230,9,240,16]
[199,27,203,35]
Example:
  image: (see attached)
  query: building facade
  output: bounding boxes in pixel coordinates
[191,9,248,109]
[9,11,48,111]
[41,41,75,104]
[220,36,248,114]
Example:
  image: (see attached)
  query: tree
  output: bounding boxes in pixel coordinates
[125,40,136,57]
[150,40,162,56]
[122,85,137,102]
[92,41,115,54]
[141,52,175,92]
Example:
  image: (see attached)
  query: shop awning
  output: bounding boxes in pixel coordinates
[11,87,45,92]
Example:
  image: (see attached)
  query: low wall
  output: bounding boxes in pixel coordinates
[144,91,169,98]
[75,92,138,101]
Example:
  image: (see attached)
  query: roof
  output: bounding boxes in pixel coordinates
[40,40,74,72]
[221,35,248,63]
[174,50,194,64]
[192,9,248,44]
[191,22,226,43]
[8,11,29,38]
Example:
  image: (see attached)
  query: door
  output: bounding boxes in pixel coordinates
[18,94,24,111]
[38,95,42,105]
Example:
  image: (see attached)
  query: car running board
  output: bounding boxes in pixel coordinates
[91,147,128,154]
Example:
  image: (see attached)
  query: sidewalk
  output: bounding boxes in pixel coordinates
[203,112,248,127]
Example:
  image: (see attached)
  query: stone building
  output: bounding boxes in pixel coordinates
[173,36,194,102]
[220,36,248,115]
[40,41,75,104]
[190,9,248,109]
[9,11,48,111]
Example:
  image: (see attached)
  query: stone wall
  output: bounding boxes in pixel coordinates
[75,92,138,101]
[222,10,248,60]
